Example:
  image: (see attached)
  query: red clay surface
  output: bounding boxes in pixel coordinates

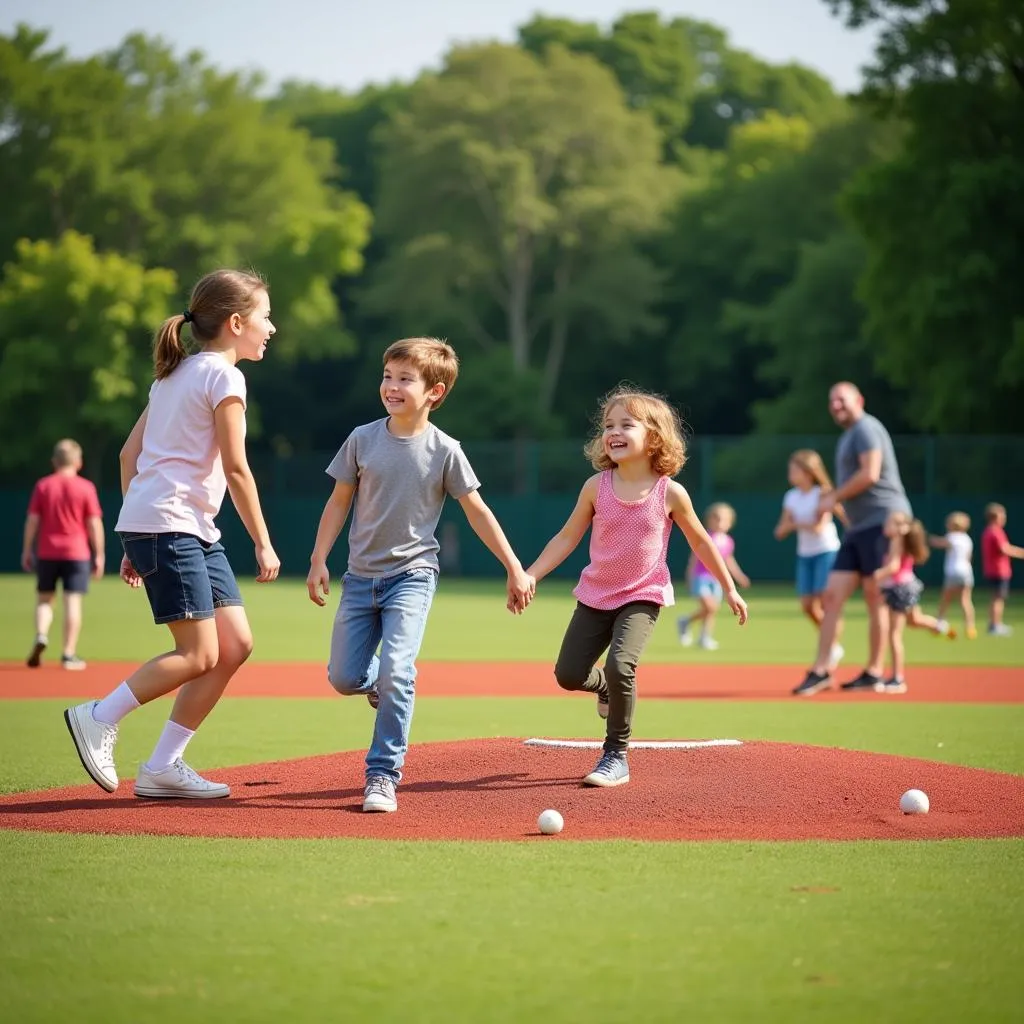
[2,739,1022,842]
[2,661,1022,701]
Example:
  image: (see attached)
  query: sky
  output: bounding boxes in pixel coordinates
[1,0,880,95]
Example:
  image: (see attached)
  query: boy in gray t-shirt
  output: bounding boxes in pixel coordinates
[306,338,534,814]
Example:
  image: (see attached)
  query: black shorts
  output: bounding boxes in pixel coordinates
[832,524,887,578]
[985,577,1011,600]
[36,559,91,594]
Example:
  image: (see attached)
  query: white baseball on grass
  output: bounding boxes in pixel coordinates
[537,809,564,835]
[899,789,929,814]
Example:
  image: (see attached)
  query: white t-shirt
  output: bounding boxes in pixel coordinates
[943,531,973,579]
[116,352,247,543]
[782,486,841,558]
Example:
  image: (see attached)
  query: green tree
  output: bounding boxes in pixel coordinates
[0,232,176,481]
[825,0,1024,430]
[366,43,679,430]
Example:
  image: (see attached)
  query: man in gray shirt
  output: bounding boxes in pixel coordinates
[794,382,911,696]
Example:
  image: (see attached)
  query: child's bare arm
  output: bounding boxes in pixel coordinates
[929,535,950,549]
[21,513,39,572]
[307,480,355,605]
[458,489,534,612]
[526,476,598,582]
[773,508,795,541]
[726,555,750,589]
[1005,542,1024,559]
[119,407,149,497]
[668,482,747,624]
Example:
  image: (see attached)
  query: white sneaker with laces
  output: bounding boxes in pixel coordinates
[134,760,230,799]
[363,775,398,813]
[64,701,119,792]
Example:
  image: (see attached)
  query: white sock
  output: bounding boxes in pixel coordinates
[147,721,195,772]
[93,682,140,726]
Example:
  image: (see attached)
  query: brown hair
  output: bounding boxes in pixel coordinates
[789,449,834,491]
[985,502,1006,523]
[383,337,460,410]
[51,439,82,469]
[889,511,930,564]
[584,388,687,477]
[946,511,970,533]
[706,502,736,531]
[153,269,268,380]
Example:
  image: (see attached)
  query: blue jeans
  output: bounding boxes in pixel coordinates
[327,567,438,783]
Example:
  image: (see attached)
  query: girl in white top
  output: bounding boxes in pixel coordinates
[929,511,977,638]
[774,449,844,664]
[63,270,280,800]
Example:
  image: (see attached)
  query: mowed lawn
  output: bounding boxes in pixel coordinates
[1,576,1023,1022]
[1,574,1021,666]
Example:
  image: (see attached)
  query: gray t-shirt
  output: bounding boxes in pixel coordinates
[835,413,910,533]
[326,418,480,577]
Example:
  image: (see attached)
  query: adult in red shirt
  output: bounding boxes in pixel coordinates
[981,502,1024,636]
[21,439,105,669]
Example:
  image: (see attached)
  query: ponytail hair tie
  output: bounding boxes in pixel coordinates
[182,309,193,324]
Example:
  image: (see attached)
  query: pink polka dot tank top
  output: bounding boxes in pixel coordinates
[573,471,675,611]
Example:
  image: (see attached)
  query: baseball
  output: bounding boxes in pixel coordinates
[537,809,564,835]
[899,789,929,814]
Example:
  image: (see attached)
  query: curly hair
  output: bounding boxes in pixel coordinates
[583,387,687,477]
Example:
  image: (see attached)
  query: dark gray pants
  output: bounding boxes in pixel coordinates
[554,601,661,753]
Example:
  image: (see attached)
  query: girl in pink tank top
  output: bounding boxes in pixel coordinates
[522,388,749,789]
[874,510,955,693]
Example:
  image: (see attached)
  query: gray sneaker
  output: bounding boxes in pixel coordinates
[583,751,630,788]
[64,701,119,792]
[363,775,398,812]
[135,760,230,799]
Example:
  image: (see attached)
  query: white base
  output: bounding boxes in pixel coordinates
[523,738,743,750]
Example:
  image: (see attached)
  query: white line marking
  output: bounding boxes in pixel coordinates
[523,738,743,750]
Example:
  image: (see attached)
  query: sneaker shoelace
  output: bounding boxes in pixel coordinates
[98,724,117,762]
[366,776,393,799]
[173,760,208,787]
[596,753,623,776]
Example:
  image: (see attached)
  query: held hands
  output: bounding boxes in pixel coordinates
[119,554,143,588]
[255,543,281,583]
[506,568,536,615]
[306,558,330,606]
[725,588,749,625]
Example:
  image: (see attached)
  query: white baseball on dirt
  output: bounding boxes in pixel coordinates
[899,789,929,814]
[537,809,564,835]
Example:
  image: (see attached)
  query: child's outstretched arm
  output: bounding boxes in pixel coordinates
[307,480,355,605]
[727,554,751,589]
[458,490,535,614]
[525,476,598,585]
[928,534,950,549]
[773,507,795,541]
[667,482,748,624]
[1000,536,1024,559]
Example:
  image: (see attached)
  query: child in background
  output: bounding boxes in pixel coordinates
[875,511,954,694]
[774,449,844,665]
[929,511,976,639]
[306,338,533,814]
[981,503,1024,636]
[677,502,750,651]
[523,389,747,787]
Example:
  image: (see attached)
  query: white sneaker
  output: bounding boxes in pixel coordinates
[935,620,950,636]
[134,760,230,799]
[64,701,119,792]
[363,775,398,813]
[698,636,719,651]
[828,643,845,670]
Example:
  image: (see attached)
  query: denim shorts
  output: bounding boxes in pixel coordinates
[795,550,838,597]
[118,531,243,625]
[691,576,723,601]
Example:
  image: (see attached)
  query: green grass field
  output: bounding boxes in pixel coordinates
[1,575,1022,1022]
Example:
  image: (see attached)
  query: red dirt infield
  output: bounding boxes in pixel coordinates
[2,739,1023,842]
[2,660,1022,702]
